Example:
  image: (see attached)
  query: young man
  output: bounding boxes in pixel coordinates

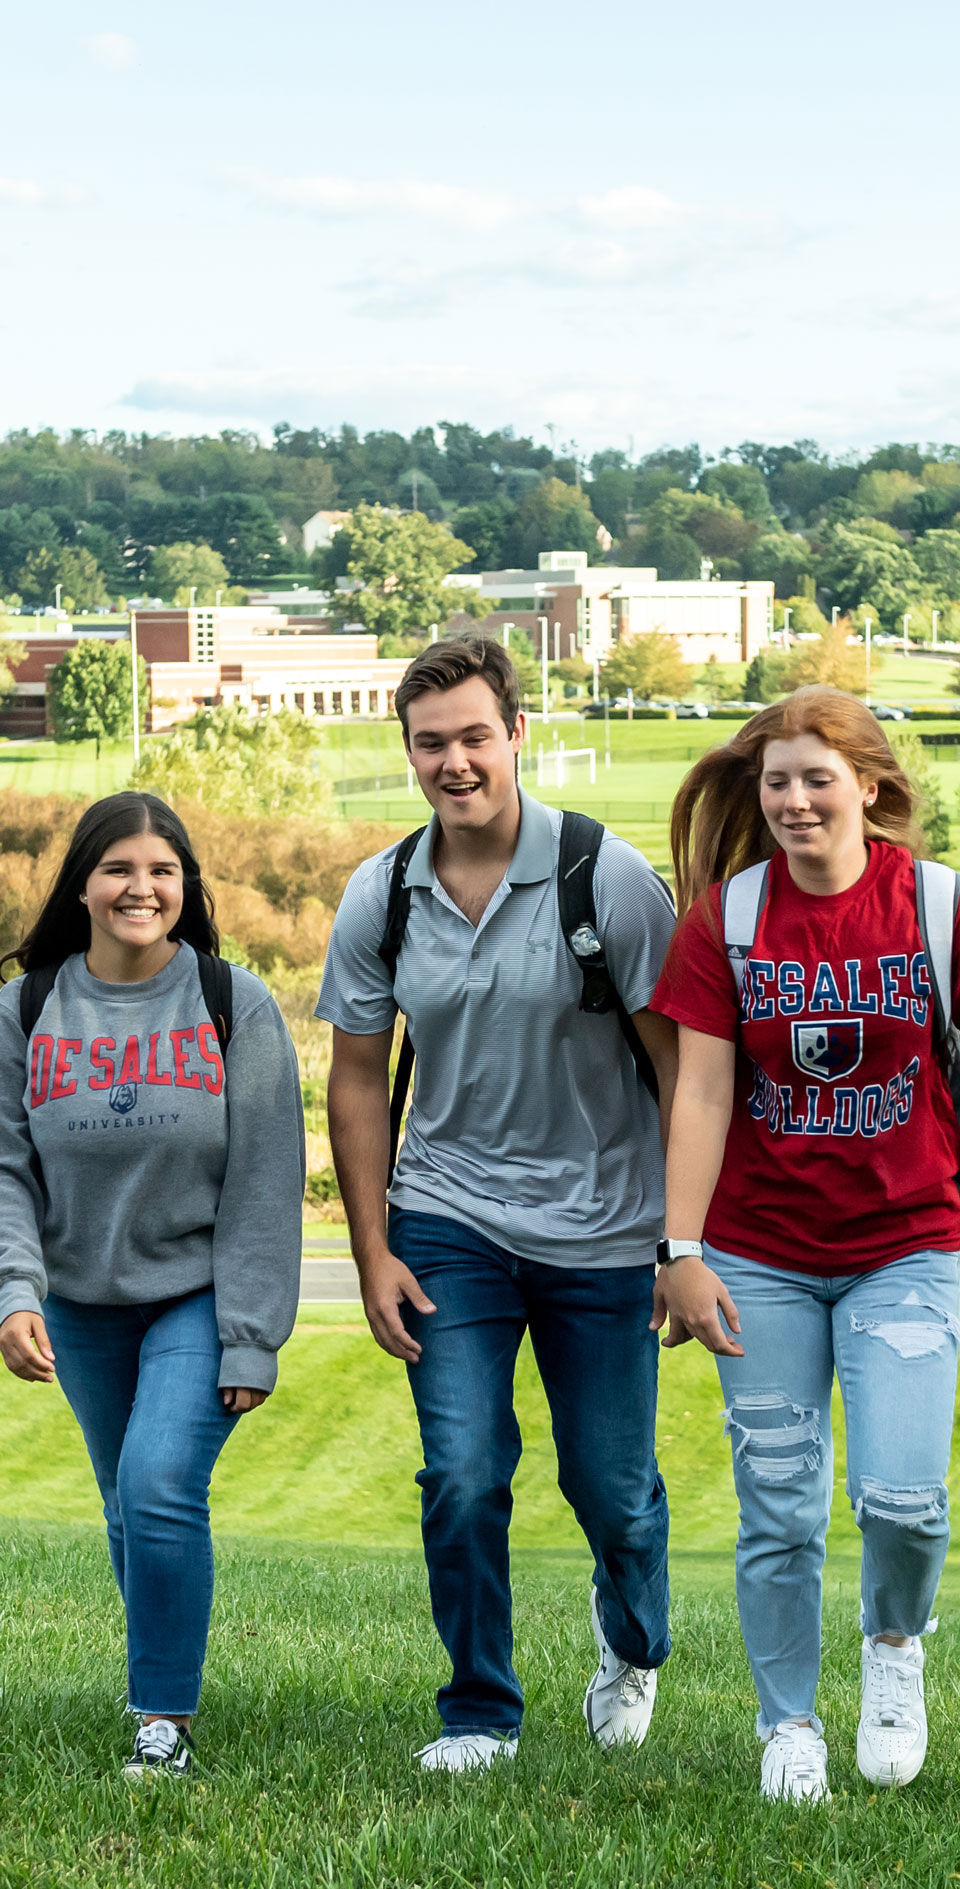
[317,636,677,1772]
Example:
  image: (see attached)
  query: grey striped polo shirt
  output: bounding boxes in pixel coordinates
[317,790,675,1267]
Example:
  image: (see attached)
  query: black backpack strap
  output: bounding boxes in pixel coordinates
[377,828,428,1185]
[19,963,59,1039]
[557,810,660,1103]
[196,952,233,1057]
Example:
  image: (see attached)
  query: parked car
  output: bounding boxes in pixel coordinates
[870,703,909,721]
[676,701,709,718]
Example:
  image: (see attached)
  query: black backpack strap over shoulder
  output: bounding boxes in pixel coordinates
[378,828,427,981]
[196,952,234,1057]
[557,810,660,1103]
[377,828,428,1184]
[19,963,59,1039]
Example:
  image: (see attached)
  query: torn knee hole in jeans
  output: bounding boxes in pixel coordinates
[722,1392,822,1484]
[854,1476,947,1528]
[849,1289,960,1359]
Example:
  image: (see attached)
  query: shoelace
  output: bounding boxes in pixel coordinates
[135,1720,180,1759]
[769,1725,824,1788]
[867,1656,919,1727]
[618,1667,652,1707]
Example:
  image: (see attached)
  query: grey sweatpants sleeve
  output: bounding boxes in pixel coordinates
[210,992,306,1392]
[0,991,47,1327]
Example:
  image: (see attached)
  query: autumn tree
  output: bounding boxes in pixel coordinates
[599,631,687,701]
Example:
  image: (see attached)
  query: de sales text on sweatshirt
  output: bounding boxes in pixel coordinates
[0,944,306,1392]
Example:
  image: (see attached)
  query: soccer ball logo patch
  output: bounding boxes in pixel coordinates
[791,1020,863,1081]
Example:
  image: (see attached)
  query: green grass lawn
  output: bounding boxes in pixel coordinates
[3,1524,960,1887]
[0,738,136,798]
[3,1313,960,1885]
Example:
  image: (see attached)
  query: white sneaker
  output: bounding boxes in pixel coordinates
[760,1721,830,1803]
[416,1733,518,1773]
[583,1586,658,1749]
[858,1635,927,1786]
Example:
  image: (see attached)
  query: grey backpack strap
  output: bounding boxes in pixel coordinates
[721,860,771,995]
[914,858,959,1044]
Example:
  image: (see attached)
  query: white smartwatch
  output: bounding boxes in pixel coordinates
[656,1239,703,1266]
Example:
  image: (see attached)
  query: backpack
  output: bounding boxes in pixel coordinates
[721,855,960,1111]
[377,810,667,1182]
[19,952,235,1058]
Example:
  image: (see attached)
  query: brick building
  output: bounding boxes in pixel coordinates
[0,608,410,737]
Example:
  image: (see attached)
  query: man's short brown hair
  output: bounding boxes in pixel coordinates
[394,635,520,741]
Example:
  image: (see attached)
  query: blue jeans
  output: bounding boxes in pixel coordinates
[390,1209,670,1737]
[707,1244,960,1737]
[43,1287,240,1716]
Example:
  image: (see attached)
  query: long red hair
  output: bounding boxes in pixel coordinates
[670,687,921,916]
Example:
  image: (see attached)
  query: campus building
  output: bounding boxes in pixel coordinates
[0,608,410,737]
[447,551,774,667]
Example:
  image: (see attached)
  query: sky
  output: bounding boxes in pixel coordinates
[2,0,959,461]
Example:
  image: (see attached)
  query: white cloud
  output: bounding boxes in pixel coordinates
[0,177,87,208]
[86,32,136,70]
[577,185,689,229]
[231,169,523,232]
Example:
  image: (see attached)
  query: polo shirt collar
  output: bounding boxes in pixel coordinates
[403,787,556,889]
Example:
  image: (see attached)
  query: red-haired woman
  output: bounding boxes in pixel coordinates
[650,688,960,1802]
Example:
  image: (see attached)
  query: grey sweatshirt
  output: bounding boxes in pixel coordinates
[0,945,305,1392]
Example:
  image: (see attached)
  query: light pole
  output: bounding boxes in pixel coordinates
[864,617,872,704]
[189,586,197,607]
[592,655,599,704]
[130,610,141,766]
[782,606,791,650]
[538,615,549,723]
[932,609,940,649]
[55,582,62,615]
[903,612,911,657]
[831,606,839,626]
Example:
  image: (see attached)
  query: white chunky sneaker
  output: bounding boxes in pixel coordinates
[858,1635,927,1787]
[416,1733,518,1773]
[583,1586,658,1749]
[760,1722,830,1803]
[123,1717,194,1779]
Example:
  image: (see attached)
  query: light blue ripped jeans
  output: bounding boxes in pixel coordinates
[706,1244,960,1737]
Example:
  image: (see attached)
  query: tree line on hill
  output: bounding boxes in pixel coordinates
[0,428,959,635]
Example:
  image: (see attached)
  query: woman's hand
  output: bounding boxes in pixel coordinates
[221,1386,268,1413]
[650,1259,744,1357]
[0,1311,56,1383]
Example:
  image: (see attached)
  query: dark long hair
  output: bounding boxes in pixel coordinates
[1,792,220,979]
[670,687,921,916]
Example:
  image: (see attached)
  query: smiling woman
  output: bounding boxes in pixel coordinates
[649,688,960,1804]
[0,792,305,1779]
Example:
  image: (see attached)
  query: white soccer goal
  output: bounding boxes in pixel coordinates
[535,744,597,789]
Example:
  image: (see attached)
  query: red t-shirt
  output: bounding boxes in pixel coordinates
[651,842,960,1275]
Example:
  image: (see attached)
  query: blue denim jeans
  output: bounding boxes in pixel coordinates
[706,1243,960,1737]
[43,1286,239,1716]
[389,1208,670,1736]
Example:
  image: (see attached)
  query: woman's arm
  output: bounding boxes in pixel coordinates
[0,998,51,1377]
[210,990,306,1398]
[650,1024,744,1357]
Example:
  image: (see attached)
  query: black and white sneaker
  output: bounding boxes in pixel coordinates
[123,1717,195,1778]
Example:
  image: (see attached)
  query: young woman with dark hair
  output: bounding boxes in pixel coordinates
[650,689,960,1802]
[0,793,305,1777]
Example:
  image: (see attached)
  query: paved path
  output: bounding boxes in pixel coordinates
[300,1239,360,1302]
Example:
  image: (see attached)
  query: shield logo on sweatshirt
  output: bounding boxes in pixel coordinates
[791,1020,863,1082]
[109,1082,138,1115]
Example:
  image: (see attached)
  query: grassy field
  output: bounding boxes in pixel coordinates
[4,1307,960,1886]
[8,1528,960,1888]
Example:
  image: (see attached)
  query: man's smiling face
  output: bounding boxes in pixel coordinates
[404,676,525,833]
